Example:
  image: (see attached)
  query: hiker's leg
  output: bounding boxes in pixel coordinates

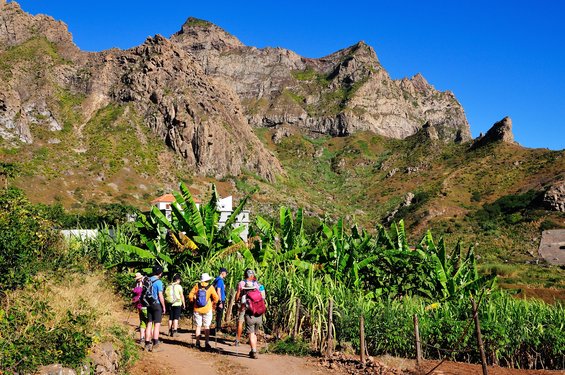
[194,312,203,341]
[153,304,163,341]
[204,328,210,344]
[173,319,179,331]
[236,309,245,341]
[249,332,257,351]
[145,321,153,343]
[216,304,224,332]
[203,311,212,344]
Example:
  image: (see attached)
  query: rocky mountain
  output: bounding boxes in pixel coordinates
[172,18,471,141]
[0,1,282,182]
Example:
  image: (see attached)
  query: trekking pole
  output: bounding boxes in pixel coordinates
[191,314,195,347]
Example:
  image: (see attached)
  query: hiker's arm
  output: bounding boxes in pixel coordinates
[181,288,186,309]
[211,287,220,303]
[216,286,222,306]
[188,285,196,303]
[159,291,166,314]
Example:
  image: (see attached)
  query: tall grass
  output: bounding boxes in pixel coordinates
[175,252,564,369]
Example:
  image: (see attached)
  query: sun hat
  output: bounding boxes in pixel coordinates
[200,273,212,282]
[242,280,257,290]
[135,272,143,281]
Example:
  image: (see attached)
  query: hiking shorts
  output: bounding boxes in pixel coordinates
[194,310,213,328]
[245,314,263,335]
[169,305,182,321]
[138,307,148,330]
[147,303,163,324]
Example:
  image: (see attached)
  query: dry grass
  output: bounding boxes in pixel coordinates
[7,271,124,335]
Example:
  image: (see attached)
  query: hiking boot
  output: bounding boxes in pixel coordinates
[234,340,240,346]
[168,329,173,337]
[172,330,179,337]
[152,341,162,352]
[204,343,213,351]
[195,340,201,348]
[145,342,152,352]
[249,350,258,359]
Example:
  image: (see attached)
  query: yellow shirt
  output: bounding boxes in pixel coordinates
[188,281,219,314]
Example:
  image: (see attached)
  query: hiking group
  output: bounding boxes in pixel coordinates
[131,265,267,359]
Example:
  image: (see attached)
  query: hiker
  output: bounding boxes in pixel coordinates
[188,273,219,350]
[213,267,228,335]
[241,280,266,359]
[145,265,166,352]
[166,273,185,337]
[131,272,148,344]
[234,268,259,346]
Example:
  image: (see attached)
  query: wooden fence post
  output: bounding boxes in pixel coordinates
[327,298,333,357]
[471,298,488,375]
[414,314,422,366]
[360,315,366,365]
[293,298,301,339]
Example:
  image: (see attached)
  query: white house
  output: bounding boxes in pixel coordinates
[151,193,250,241]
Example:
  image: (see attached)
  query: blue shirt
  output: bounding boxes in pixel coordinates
[214,276,226,302]
[151,276,164,305]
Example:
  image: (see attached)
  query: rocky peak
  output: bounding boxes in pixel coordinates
[171,17,244,52]
[472,116,516,149]
[0,1,80,59]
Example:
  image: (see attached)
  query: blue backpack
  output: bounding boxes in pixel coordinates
[195,283,211,308]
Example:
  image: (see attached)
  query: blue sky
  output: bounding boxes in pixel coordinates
[13,0,565,150]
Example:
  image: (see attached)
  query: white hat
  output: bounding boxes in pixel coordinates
[135,272,143,281]
[200,273,212,282]
[243,280,257,290]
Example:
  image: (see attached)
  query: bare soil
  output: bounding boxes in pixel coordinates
[123,312,564,375]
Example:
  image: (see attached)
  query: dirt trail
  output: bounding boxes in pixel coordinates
[123,312,565,375]
[124,315,327,375]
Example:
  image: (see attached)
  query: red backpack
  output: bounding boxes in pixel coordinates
[245,288,266,316]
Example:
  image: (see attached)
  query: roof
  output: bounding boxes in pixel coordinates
[539,229,565,265]
[150,193,201,204]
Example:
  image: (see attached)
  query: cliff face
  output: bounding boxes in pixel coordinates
[0,3,282,181]
[171,18,471,142]
[0,3,473,184]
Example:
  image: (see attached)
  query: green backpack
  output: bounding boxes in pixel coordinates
[165,284,179,304]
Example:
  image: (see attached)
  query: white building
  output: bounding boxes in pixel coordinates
[151,193,250,241]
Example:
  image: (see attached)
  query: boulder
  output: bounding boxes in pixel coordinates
[543,180,565,212]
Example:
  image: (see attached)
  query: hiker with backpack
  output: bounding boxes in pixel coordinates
[165,273,185,337]
[234,268,260,346]
[144,265,166,352]
[241,280,266,359]
[131,272,148,344]
[213,267,228,335]
[188,273,219,350]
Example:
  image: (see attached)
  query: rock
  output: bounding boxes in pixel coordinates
[172,18,471,143]
[88,342,119,375]
[543,180,565,212]
[471,116,516,149]
[35,364,76,375]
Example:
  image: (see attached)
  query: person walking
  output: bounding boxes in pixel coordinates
[241,280,266,359]
[145,265,166,352]
[166,273,185,337]
[213,267,228,335]
[188,273,219,350]
[234,268,258,346]
[131,272,148,344]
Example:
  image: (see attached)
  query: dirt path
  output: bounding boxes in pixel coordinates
[124,315,327,375]
[123,312,564,375]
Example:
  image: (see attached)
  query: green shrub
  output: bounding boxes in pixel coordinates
[0,188,60,290]
[268,337,313,356]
